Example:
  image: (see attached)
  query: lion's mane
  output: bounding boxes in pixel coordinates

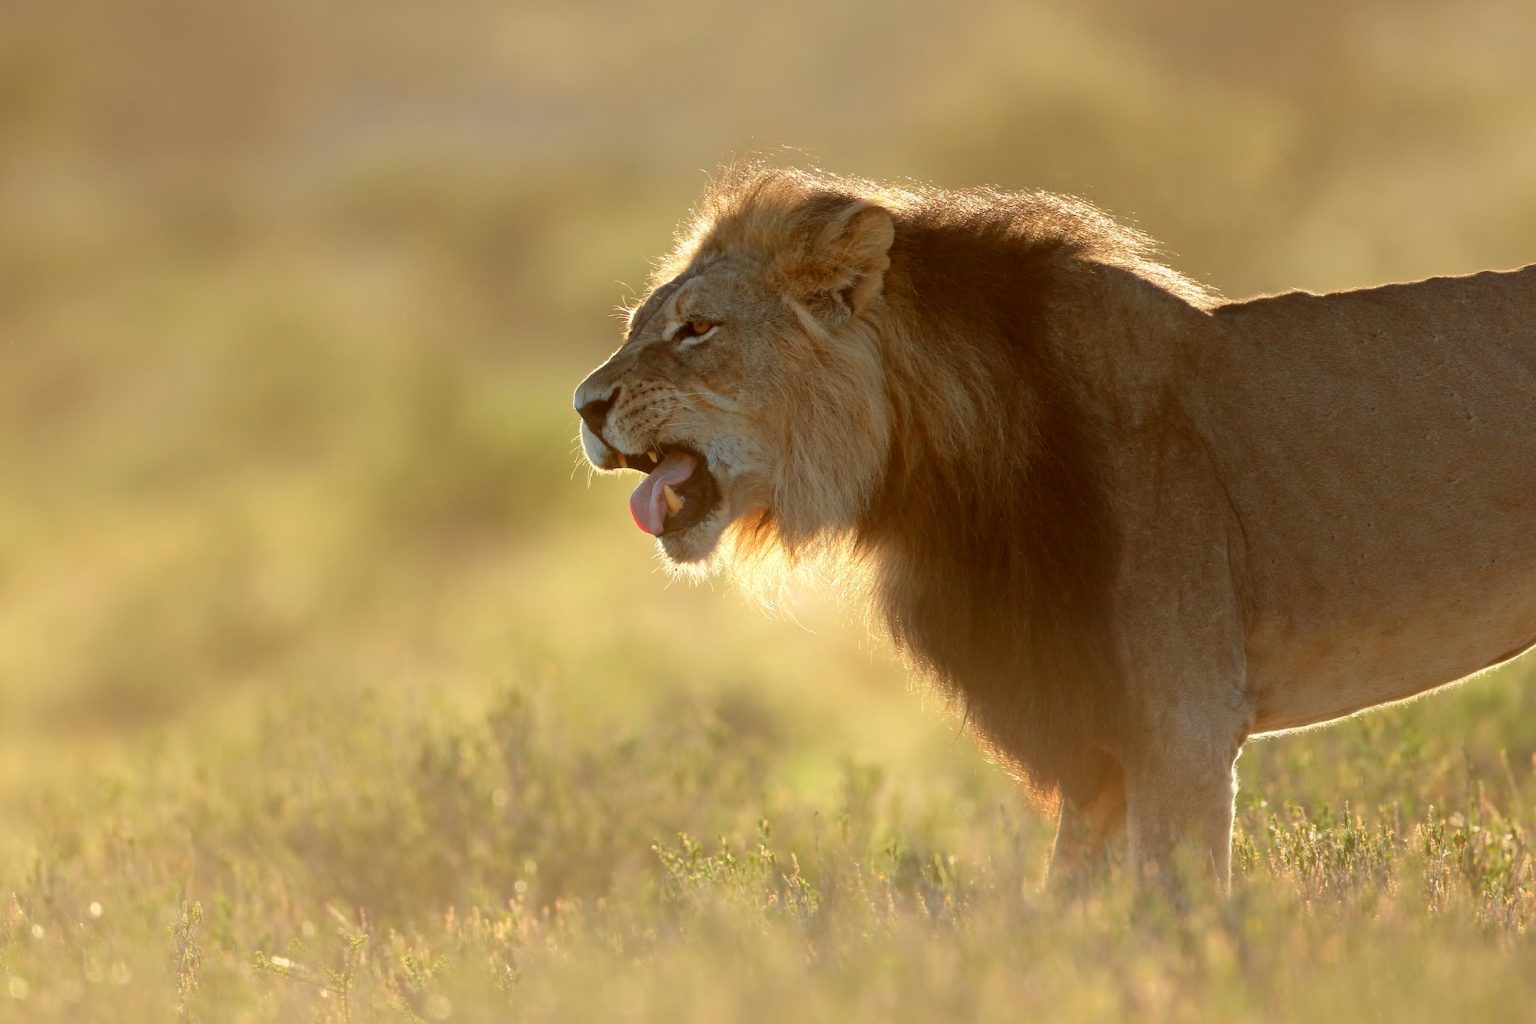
[658,165,1217,803]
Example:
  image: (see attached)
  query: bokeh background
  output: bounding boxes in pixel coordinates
[3,1,1535,1020]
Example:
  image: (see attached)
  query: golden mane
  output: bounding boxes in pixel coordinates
[659,164,1214,803]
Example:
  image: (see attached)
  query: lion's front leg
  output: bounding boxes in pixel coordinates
[1122,721,1244,892]
[1107,434,1252,892]
[1046,768,1127,892]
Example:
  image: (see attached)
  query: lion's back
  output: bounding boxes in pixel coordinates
[1196,264,1536,730]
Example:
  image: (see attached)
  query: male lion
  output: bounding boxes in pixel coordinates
[572,164,1536,889]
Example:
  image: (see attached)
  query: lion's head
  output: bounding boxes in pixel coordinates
[573,169,904,568]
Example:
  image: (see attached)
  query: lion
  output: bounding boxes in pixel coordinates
[572,162,1536,889]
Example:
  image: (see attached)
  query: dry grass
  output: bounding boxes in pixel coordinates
[2,1,1534,1019]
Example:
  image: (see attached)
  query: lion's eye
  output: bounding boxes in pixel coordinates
[674,319,717,343]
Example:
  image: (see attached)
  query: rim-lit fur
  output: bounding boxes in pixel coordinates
[641,164,1212,803]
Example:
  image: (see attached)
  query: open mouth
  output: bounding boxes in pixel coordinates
[615,443,722,537]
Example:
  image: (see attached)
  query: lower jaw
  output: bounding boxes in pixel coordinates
[658,513,728,564]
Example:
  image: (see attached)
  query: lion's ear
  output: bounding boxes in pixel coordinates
[786,201,895,319]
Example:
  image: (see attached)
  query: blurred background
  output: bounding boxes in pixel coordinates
[3,0,1536,935]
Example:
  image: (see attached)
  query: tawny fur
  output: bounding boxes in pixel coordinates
[575,163,1536,888]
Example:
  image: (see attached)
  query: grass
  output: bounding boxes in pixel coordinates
[3,647,1534,1021]
[5,0,1536,1019]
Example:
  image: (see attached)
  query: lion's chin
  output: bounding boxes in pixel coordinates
[657,504,732,566]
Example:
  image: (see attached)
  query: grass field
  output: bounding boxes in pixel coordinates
[3,479,1535,1021]
[4,1,1536,1020]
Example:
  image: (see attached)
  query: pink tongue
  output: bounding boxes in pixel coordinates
[629,450,698,536]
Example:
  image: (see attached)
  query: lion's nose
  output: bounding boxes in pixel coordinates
[576,385,620,437]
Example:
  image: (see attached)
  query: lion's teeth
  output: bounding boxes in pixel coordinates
[663,485,684,515]
[617,452,628,469]
[648,448,660,462]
